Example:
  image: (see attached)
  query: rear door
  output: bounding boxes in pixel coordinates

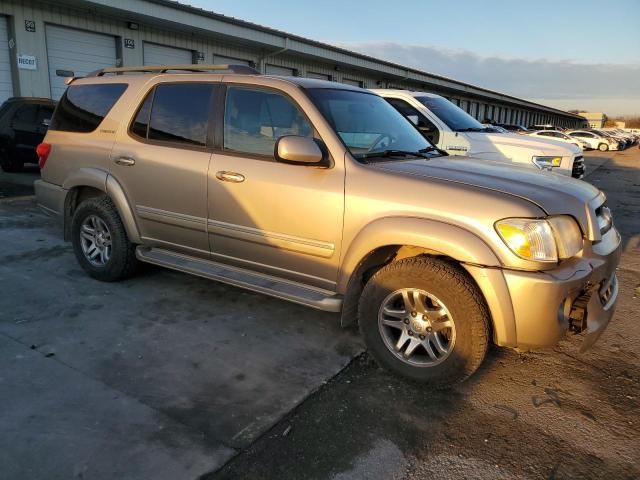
[111,81,216,257]
[11,104,40,163]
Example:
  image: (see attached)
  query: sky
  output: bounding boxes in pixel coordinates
[187,0,640,116]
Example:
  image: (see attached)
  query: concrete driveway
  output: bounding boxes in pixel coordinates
[0,197,362,479]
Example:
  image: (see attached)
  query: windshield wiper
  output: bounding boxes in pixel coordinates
[356,147,440,161]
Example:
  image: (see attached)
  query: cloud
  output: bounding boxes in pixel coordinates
[335,42,640,116]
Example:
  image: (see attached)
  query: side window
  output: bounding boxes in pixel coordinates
[148,83,214,147]
[538,131,552,137]
[224,87,313,157]
[385,97,440,145]
[37,106,55,125]
[13,104,39,125]
[130,91,153,139]
[50,84,128,133]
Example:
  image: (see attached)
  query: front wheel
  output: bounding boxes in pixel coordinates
[598,143,609,152]
[71,195,138,282]
[359,257,490,386]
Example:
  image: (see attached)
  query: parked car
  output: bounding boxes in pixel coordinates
[528,124,557,131]
[567,130,619,151]
[35,65,620,386]
[529,130,591,150]
[373,90,585,178]
[497,124,530,133]
[594,130,629,150]
[0,97,56,172]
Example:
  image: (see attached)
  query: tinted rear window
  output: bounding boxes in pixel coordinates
[50,84,127,133]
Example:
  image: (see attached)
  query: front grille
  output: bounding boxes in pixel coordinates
[572,155,585,178]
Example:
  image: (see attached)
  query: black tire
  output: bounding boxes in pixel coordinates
[359,256,490,387]
[0,148,23,172]
[71,195,138,282]
[598,143,609,152]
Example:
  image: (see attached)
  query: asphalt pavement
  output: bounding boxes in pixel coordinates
[0,150,638,480]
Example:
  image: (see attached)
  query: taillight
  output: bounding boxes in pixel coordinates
[36,143,52,169]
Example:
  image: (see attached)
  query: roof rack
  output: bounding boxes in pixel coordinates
[87,64,260,77]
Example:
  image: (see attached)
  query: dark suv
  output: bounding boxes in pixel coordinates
[0,97,56,172]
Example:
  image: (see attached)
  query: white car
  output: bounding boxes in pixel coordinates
[567,130,619,151]
[529,130,591,150]
[372,89,584,178]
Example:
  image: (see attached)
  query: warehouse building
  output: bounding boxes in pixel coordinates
[0,0,587,128]
[580,112,607,129]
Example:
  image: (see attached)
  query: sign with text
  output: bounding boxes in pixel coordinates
[17,54,37,70]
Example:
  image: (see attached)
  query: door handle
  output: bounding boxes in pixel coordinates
[215,171,245,183]
[115,156,135,166]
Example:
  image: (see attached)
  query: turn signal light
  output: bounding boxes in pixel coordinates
[36,143,52,169]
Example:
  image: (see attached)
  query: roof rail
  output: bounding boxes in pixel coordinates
[87,64,260,77]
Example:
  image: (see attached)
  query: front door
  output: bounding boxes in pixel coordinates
[208,85,344,291]
[111,82,216,257]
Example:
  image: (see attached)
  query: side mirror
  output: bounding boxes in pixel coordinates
[275,136,329,167]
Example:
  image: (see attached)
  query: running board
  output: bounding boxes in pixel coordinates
[136,247,343,312]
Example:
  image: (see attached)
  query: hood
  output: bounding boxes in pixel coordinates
[465,131,581,156]
[370,155,600,232]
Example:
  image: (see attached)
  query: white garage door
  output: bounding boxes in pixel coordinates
[143,42,192,66]
[213,55,251,66]
[307,72,331,81]
[265,64,295,76]
[0,16,14,104]
[46,25,117,100]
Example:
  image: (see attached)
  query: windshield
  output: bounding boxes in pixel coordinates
[415,95,487,132]
[305,88,434,159]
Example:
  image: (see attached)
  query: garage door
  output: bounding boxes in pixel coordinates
[213,55,251,66]
[307,72,331,81]
[265,64,295,76]
[0,16,14,104]
[46,25,117,100]
[143,42,192,66]
[342,78,363,87]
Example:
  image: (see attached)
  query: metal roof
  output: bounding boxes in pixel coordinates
[80,0,584,119]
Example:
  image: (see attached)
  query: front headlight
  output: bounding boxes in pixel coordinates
[495,216,583,262]
[532,156,562,170]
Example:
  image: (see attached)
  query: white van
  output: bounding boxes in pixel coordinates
[372,90,584,179]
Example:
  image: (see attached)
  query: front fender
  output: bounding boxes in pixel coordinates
[338,217,517,346]
[338,217,501,292]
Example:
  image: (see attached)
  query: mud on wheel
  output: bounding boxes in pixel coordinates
[359,256,490,386]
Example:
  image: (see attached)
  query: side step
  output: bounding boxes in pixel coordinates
[136,247,343,312]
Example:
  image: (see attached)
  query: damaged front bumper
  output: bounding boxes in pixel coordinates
[502,226,621,351]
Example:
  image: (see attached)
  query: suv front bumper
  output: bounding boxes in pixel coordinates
[502,227,621,350]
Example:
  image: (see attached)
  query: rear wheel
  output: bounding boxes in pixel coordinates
[359,256,490,387]
[0,148,23,172]
[71,196,138,282]
[598,143,609,152]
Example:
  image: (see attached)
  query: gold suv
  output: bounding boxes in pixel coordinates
[35,65,621,385]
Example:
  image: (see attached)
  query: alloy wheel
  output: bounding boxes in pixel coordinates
[79,215,112,267]
[378,288,456,367]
